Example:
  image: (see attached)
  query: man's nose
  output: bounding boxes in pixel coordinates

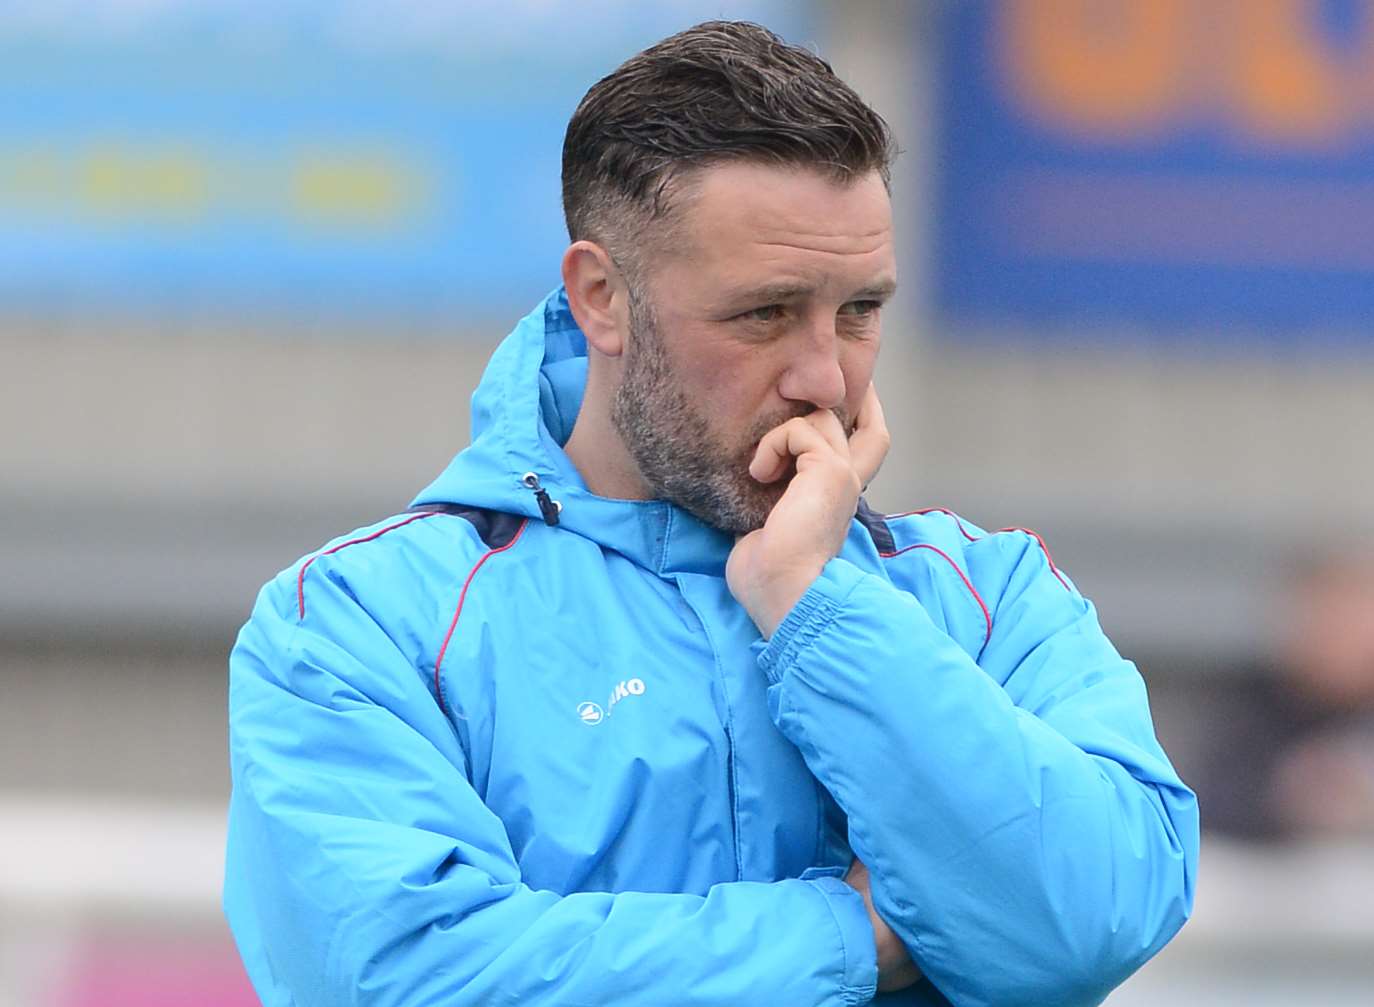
[778,324,847,411]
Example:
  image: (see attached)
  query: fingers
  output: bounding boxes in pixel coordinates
[848,384,890,488]
[749,416,837,483]
[802,408,850,455]
[844,857,871,892]
[748,391,886,488]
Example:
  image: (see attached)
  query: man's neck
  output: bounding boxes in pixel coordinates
[563,399,653,502]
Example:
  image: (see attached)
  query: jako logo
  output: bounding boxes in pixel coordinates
[577,678,646,725]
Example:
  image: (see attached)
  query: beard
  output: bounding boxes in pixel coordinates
[611,288,850,535]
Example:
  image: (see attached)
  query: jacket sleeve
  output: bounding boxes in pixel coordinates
[224,567,879,1007]
[754,533,1199,1007]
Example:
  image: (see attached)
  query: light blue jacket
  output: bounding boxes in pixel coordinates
[225,289,1198,1006]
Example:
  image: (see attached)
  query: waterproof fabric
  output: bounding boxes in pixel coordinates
[225,289,1199,1007]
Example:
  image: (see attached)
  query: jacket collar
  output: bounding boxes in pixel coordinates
[412,288,735,576]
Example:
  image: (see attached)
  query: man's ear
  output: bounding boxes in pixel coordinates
[562,240,629,358]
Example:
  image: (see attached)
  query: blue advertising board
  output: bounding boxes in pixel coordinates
[0,1,811,325]
[934,0,1374,344]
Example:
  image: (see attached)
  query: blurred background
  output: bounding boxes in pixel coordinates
[3,1,1373,1003]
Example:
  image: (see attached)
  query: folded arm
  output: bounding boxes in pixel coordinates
[755,533,1199,1007]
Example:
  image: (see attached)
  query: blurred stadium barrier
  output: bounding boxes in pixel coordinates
[4,789,1374,1004]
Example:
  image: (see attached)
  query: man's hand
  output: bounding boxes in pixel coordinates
[726,384,889,636]
[846,858,922,993]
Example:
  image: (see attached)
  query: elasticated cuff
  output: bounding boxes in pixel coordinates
[755,559,869,685]
[807,874,879,1004]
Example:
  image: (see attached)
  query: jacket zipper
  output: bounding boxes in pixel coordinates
[520,472,562,526]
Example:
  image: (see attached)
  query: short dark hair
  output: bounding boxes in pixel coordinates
[561,20,896,274]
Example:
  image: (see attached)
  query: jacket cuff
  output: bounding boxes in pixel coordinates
[807,874,879,1004]
[755,559,868,686]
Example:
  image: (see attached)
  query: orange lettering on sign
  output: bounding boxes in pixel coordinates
[1230,0,1352,145]
[1002,0,1190,138]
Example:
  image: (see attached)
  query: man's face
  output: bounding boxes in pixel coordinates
[611,161,896,534]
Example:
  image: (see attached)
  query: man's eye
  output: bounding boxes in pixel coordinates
[741,305,784,323]
[838,300,882,317]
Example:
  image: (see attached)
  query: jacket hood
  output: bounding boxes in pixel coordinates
[412,287,734,575]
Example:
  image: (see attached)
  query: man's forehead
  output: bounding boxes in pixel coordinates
[650,161,895,296]
[681,160,892,238]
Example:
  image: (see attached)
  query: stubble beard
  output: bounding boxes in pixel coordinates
[610,289,848,536]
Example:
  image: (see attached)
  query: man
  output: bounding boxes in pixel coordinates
[225,21,1198,1006]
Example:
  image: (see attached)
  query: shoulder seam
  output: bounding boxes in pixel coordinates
[886,508,1072,592]
[993,526,1073,592]
[884,506,980,541]
[296,512,441,620]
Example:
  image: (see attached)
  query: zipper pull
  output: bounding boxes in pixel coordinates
[521,472,562,527]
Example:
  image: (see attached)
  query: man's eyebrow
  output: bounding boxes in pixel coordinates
[723,278,899,305]
[853,278,899,301]
[724,281,816,305]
